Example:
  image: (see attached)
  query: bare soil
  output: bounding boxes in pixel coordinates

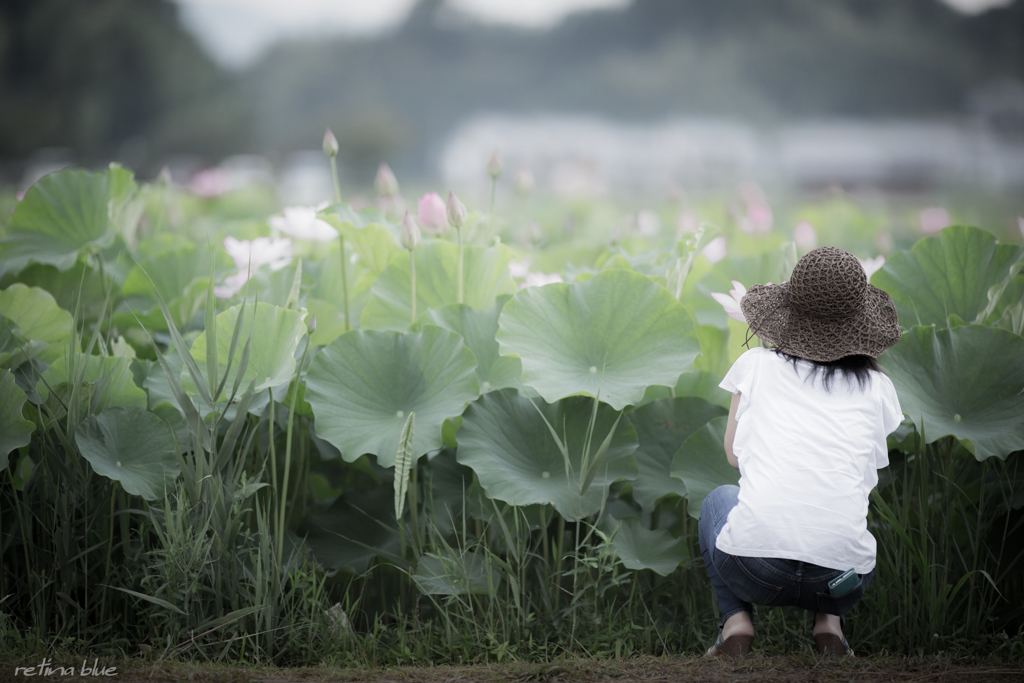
[9,655,1021,683]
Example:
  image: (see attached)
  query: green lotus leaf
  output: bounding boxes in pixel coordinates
[321,216,403,277]
[878,324,1024,460]
[872,226,1024,329]
[413,550,496,596]
[420,297,522,393]
[75,407,180,500]
[670,416,740,518]
[360,241,516,332]
[121,243,233,306]
[0,284,73,365]
[636,371,731,411]
[299,473,399,574]
[628,397,728,512]
[497,269,700,410]
[183,302,307,398]
[990,274,1024,335]
[304,326,479,466]
[37,354,147,416]
[457,389,639,521]
[4,261,109,323]
[1,370,35,470]
[305,298,348,347]
[605,516,689,576]
[1,168,114,272]
[303,241,373,325]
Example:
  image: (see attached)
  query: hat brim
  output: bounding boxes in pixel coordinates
[739,282,901,362]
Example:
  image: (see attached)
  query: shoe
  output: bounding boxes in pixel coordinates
[706,629,754,657]
[814,632,854,657]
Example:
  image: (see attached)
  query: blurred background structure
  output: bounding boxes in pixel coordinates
[2,0,1023,202]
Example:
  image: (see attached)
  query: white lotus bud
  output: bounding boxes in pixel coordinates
[375,163,399,197]
[400,211,420,251]
[486,150,502,179]
[308,314,317,334]
[446,191,467,229]
[322,128,339,158]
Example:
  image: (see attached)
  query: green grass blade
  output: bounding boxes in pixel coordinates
[580,411,623,497]
[105,585,186,615]
[205,265,219,403]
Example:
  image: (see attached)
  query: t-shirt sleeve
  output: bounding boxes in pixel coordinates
[719,348,759,419]
[879,375,904,435]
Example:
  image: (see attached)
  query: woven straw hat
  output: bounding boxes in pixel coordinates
[740,246,901,362]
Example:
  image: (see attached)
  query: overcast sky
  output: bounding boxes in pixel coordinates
[176,0,1015,69]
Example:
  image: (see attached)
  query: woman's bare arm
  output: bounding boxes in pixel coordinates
[724,392,740,469]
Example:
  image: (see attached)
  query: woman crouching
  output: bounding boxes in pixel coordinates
[701,247,904,657]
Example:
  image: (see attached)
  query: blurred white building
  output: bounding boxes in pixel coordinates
[439,114,1024,195]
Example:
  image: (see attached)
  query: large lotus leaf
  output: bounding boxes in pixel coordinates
[497,269,700,411]
[303,242,373,325]
[628,397,728,512]
[878,325,1024,460]
[305,326,479,466]
[2,261,109,323]
[991,274,1024,335]
[0,284,73,364]
[420,297,522,393]
[360,241,517,332]
[1,169,114,272]
[321,216,402,277]
[183,302,307,398]
[457,389,639,521]
[298,478,400,574]
[604,516,689,576]
[75,407,180,499]
[413,550,496,596]
[670,416,740,518]
[637,371,731,411]
[121,244,233,306]
[36,354,147,415]
[872,226,1024,329]
[1,370,35,470]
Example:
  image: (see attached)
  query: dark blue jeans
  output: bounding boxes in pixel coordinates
[698,485,874,628]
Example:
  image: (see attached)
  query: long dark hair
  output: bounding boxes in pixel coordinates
[773,349,883,392]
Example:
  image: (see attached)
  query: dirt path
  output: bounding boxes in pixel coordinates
[35,655,1020,683]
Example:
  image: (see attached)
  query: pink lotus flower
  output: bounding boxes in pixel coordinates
[701,236,728,264]
[858,256,885,280]
[214,271,252,300]
[793,221,817,250]
[417,192,448,235]
[711,280,747,323]
[919,207,950,234]
[190,168,229,198]
[400,211,421,251]
[223,236,293,272]
[446,191,467,229]
[486,150,502,179]
[269,204,337,242]
[375,164,399,197]
[522,271,563,289]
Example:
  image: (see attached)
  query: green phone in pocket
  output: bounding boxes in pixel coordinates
[828,568,860,597]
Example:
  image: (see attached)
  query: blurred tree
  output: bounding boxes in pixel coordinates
[0,0,248,169]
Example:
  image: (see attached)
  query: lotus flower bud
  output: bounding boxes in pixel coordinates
[417,192,448,235]
[322,128,339,158]
[486,150,502,179]
[400,211,421,251]
[514,167,534,197]
[308,314,318,334]
[375,163,399,197]
[446,191,467,229]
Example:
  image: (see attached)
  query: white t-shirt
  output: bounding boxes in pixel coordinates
[715,347,904,574]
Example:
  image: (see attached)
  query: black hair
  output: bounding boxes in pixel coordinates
[773,349,882,393]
